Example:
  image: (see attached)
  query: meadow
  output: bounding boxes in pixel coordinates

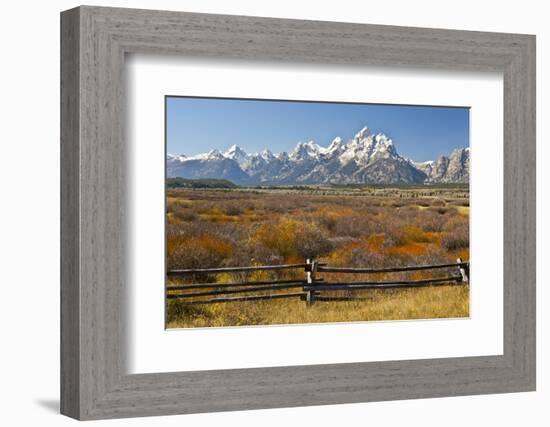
[166,184,470,328]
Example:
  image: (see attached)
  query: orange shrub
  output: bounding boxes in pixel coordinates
[252,218,332,260]
[366,234,385,253]
[167,234,233,270]
[403,225,432,243]
[387,242,427,257]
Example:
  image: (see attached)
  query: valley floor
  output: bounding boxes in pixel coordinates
[166,185,470,328]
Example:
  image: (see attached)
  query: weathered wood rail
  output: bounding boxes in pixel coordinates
[166,258,469,306]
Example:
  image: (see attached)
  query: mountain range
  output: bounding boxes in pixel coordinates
[167,125,469,185]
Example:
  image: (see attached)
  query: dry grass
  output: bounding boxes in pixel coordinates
[167,285,469,328]
[166,185,470,328]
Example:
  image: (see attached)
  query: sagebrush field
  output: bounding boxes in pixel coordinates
[166,185,470,328]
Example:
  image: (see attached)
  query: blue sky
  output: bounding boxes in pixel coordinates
[166,97,469,162]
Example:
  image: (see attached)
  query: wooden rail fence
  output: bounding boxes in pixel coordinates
[166,258,469,306]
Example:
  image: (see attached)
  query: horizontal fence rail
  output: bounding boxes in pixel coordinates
[167,283,308,299]
[304,276,463,291]
[168,292,308,304]
[317,262,469,274]
[167,263,321,276]
[166,279,311,291]
[166,258,469,306]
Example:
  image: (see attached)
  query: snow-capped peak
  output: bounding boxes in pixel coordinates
[354,126,370,140]
[328,136,343,148]
[324,136,345,156]
[290,140,323,161]
[336,126,400,166]
[349,125,375,150]
[374,133,392,146]
[224,144,247,157]
[260,149,275,161]
[223,144,249,166]
[191,148,224,160]
[167,153,187,162]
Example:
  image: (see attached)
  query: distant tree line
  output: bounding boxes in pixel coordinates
[166,177,238,189]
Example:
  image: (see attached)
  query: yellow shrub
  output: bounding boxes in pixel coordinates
[252,218,301,258]
[366,234,385,253]
[387,242,427,257]
[403,225,432,243]
[251,218,332,260]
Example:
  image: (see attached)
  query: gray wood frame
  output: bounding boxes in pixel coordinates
[60,5,536,420]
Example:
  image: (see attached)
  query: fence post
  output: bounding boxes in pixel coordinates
[456,258,469,283]
[305,258,318,305]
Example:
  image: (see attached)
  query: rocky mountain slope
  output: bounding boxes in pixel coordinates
[412,147,470,183]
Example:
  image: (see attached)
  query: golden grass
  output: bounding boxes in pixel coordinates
[167,285,469,328]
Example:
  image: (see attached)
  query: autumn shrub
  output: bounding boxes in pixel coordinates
[215,223,248,243]
[252,219,299,259]
[167,234,233,270]
[228,240,284,267]
[398,205,420,216]
[252,218,332,260]
[415,247,451,265]
[172,209,198,222]
[441,225,469,251]
[348,246,388,268]
[429,206,458,217]
[294,224,333,259]
[417,210,447,232]
[333,214,380,238]
[403,225,432,243]
[318,213,337,232]
[192,202,215,214]
[362,206,381,216]
[181,221,247,246]
[442,215,469,232]
[222,203,243,216]
[387,242,427,257]
[382,224,408,247]
[389,201,405,208]
[365,234,385,252]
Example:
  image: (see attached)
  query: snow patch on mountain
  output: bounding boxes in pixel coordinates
[223,144,249,166]
[290,141,324,161]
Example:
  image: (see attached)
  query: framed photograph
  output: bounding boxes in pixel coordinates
[61,6,536,420]
[164,96,472,328]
